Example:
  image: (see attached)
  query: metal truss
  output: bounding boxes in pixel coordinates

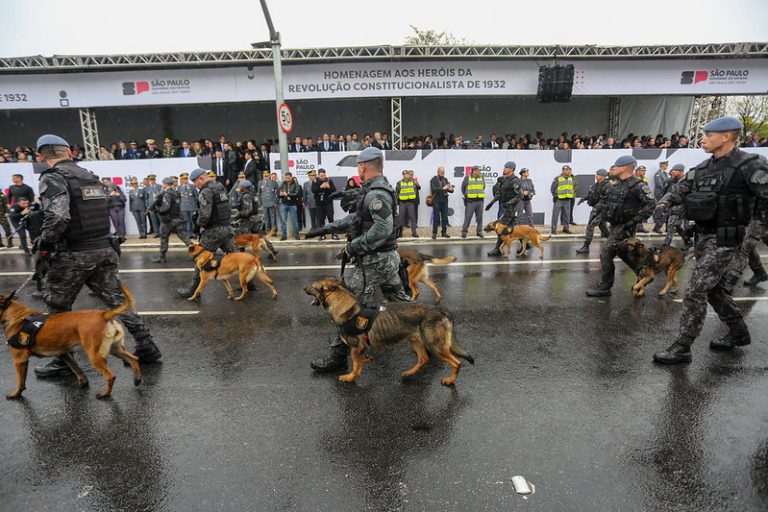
[607,97,621,139]
[2,42,766,72]
[391,98,402,150]
[687,96,728,147]
[79,108,100,161]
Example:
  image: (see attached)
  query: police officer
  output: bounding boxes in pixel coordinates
[662,164,693,249]
[551,165,575,234]
[634,165,651,232]
[575,168,611,254]
[32,134,161,379]
[486,161,522,257]
[145,175,162,237]
[304,147,411,372]
[396,169,420,237]
[0,188,13,248]
[178,172,198,238]
[234,180,260,234]
[128,177,148,238]
[176,168,238,298]
[152,177,191,263]
[585,155,656,297]
[461,165,486,238]
[652,160,670,233]
[726,195,768,287]
[653,117,768,364]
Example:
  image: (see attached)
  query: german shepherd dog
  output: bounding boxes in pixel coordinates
[398,251,456,304]
[0,284,141,399]
[234,233,279,261]
[617,237,686,297]
[483,220,551,259]
[188,243,278,301]
[304,277,474,386]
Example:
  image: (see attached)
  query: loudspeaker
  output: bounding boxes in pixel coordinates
[537,65,574,103]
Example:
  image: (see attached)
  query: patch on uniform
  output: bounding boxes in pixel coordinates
[39,181,48,194]
[202,258,220,271]
[6,314,48,351]
[751,171,768,185]
[355,316,369,331]
[370,197,383,211]
[81,186,106,200]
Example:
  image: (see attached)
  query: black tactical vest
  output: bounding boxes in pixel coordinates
[603,176,643,224]
[202,181,231,227]
[357,179,399,253]
[499,175,520,203]
[165,190,181,219]
[48,162,111,249]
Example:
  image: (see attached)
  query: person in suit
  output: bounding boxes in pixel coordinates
[127,141,143,159]
[212,149,230,187]
[370,132,384,149]
[114,141,130,160]
[483,134,501,149]
[337,135,348,152]
[224,142,242,182]
[178,140,194,158]
[256,144,270,172]
[347,133,360,151]
[381,133,393,150]
[430,166,454,239]
[302,137,315,152]
[311,168,338,240]
[290,136,303,153]
[242,151,258,184]
[317,133,337,152]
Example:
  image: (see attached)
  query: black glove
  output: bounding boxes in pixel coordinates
[305,227,326,239]
[577,198,586,205]
[484,203,493,211]
[335,243,356,260]
[31,238,52,255]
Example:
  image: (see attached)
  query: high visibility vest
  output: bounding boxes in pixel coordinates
[466,176,485,199]
[398,180,416,201]
[556,176,574,199]
[640,176,649,183]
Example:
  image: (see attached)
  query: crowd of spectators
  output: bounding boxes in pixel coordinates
[2,130,767,165]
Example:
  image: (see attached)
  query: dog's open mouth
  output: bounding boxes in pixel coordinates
[309,296,319,306]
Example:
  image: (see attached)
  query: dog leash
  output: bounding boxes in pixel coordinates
[13,270,37,295]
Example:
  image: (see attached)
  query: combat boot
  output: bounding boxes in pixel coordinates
[653,340,692,364]
[575,243,590,254]
[134,338,162,363]
[311,341,349,373]
[151,253,167,263]
[6,237,13,248]
[176,276,201,298]
[710,320,751,351]
[585,286,611,297]
[34,357,74,378]
[743,271,768,287]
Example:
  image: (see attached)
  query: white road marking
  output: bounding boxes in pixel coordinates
[673,297,768,303]
[137,311,199,315]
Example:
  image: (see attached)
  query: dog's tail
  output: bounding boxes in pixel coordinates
[451,341,475,365]
[103,283,135,321]
[259,238,279,261]
[419,253,457,265]
[539,234,552,241]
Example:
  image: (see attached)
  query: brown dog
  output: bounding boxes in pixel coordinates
[618,237,686,297]
[483,220,551,259]
[1,284,141,399]
[234,233,279,261]
[304,277,473,386]
[188,244,278,301]
[398,251,456,304]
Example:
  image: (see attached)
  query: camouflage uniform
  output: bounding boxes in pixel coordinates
[156,188,192,254]
[662,174,693,247]
[234,189,260,234]
[658,148,768,347]
[580,179,610,245]
[723,204,768,290]
[37,160,158,356]
[0,190,13,246]
[487,173,523,256]
[196,180,237,254]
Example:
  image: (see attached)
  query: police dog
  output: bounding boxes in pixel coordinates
[0,284,141,399]
[618,237,686,297]
[304,277,474,386]
[483,220,551,259]
[187,243,278,301]
[398,251,456,304]
[234,233,279,261]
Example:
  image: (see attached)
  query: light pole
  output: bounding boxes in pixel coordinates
[256,0,289,179]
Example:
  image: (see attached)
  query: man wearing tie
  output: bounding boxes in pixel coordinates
[337,135,347,152]
[290,136,303,153]
[213,149,229,187]
[178,140,193,158]
[348,133,360,151]
[318,133,337,152]
[114,141,130,160]
[242,151,258,184]
[484,134,500,149]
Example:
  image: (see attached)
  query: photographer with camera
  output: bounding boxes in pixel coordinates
[429,166,454,239]
[305,147,411,373]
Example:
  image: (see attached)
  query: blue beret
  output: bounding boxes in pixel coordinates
[614,155,637,167]
[504,161,516,169]
[596,168,608,176]
[356,147,383,163]
[703,116,743,132]
[239,180,253,188]
[162,177,174,185]
[671,163,685,171]
[189,168,207,181]
[36,134,69,151]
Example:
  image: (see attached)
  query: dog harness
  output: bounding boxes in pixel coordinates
[202,257,222,276]
[340,306,385,343]
[5,314,48,352]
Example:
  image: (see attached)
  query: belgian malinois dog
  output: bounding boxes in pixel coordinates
[398,251,456,304]
[617,237,686,297]
[483,220,551,259]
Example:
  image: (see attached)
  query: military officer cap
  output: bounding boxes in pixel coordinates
[130,177,138,183]
[614,155,637,167]
[147,174,157,179]
[471,165,481,171]
[164,137,172,143]
[179,172,189,178]
[170,175,178,180]
[206,171,216,178]
[307,170,317,176]
[562,164,572,170]
[520,168,530,174]
[503,161,516,169]
[36,134,70,151]
[189,168,207,181]
[671,163,685,172]
[636,165,647,171]
[596,168,608,176]
[703,116,743,132]
[356,146,383,163]
[146,138,156,145]
[262,170,270,176]
[162,177,174,185]
[239,180,253,188]
[129,141,138,145]
[659,160,669,165]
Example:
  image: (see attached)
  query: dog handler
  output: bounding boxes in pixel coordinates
[486,161,522,257]
[32,134,161,378]
[152,177,192,263]
[177,168,238,298]
[305,147,411,372]
[653,116,768,364]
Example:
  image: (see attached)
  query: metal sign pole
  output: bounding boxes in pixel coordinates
[259,0,289,180]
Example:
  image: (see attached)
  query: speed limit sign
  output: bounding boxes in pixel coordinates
[278,102,293,134]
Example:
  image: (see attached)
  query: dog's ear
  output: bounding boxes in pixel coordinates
[0,290,15,308]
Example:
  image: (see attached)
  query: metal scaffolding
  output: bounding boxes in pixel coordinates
[78,108,100,161]
[687,96,729,147]
[1,42,765,72]
[607,97,621,139]
[391,98,402,150]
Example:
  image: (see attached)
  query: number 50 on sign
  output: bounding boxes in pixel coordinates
[278,103,293,134]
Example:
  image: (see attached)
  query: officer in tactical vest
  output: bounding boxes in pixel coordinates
[151,177,191,263]
[234,180,260,234]
[653,117,768,364]
[145,174,162,237]
[178,172,199,238]
[31,134,161,379]
[0,188,13,248]
[723,195,768,288]
[304,147,411,372]
[575,168,611,254]
[176,168,238,297]
[487,161,523,257]
[662,164,693,249]
[585,155,656,297]
[461,165,486,238]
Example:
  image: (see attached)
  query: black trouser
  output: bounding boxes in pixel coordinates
[9,215,27,250]
[316,203,334,227]
[432,202,449,234]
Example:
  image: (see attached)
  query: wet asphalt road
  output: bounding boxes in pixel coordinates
[1,238,767,512]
